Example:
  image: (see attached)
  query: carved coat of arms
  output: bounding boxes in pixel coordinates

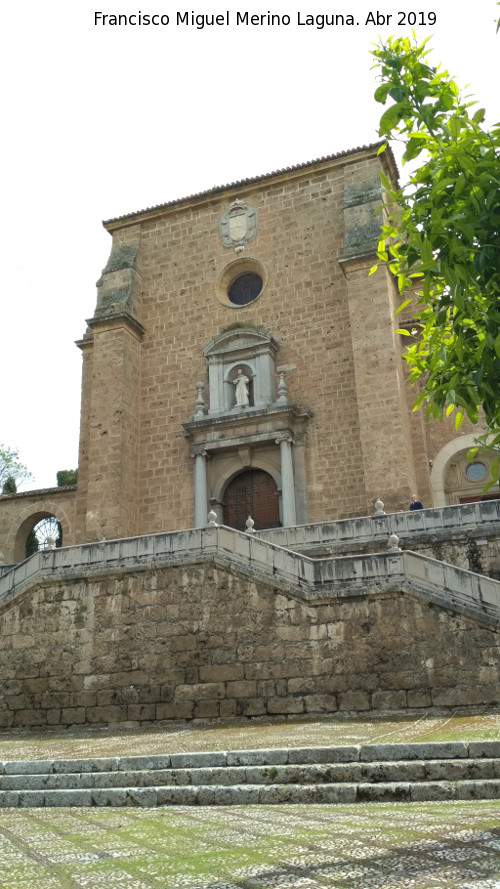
[219,200,257,252]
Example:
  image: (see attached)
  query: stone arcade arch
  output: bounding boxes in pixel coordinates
[8,502,72,563]
[430,434,500,506]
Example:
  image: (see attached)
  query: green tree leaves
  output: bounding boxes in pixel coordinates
[371,32,500,451]
[0,445,32,492]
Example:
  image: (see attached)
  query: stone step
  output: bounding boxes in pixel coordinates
[3,740,500,775]
[1,741,499,808]
[0,779,500,808]
[2,758,500,792]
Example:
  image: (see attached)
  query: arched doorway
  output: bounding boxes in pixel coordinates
[223,469,280,531]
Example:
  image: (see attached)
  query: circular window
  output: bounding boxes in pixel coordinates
[228,272,263,306]
[465,462,487,482]
[216,257,267,308]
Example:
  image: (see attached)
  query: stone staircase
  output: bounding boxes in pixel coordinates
[1,741,500,807]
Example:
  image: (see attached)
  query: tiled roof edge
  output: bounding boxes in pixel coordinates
[103,141,396,228]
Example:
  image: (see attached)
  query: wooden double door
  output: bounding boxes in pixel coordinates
[223,469,280,531]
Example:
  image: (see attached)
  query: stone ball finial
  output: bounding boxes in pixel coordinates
[46,536,56,550]
[245,515,255,534]
[387,532,401,552]
[374,498,386,516]
[207,510,218,527]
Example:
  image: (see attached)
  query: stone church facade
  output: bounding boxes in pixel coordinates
[0,142,494,561]
[2,144,500,729]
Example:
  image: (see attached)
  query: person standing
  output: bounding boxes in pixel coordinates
[409,494,424,510]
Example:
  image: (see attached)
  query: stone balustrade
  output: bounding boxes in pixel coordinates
[1,523,499,626]
[258,500,500,551]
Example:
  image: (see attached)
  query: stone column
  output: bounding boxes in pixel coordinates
[276,434,297,526]
[192,447,208,528]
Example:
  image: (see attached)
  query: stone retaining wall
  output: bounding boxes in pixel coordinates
[1,551,499,728]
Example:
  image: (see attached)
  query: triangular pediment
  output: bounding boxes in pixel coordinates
[203,328,278,359]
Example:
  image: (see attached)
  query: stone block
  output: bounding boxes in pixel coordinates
[85,706,128,724]
[371,690,408,710]
[406,690,432,708]
[155,701,193,719]
[175,682,225,701]
[227,749,288,767]
[258,784,316,803]
[469,741,500,758]
[410,782,457,802]
[214,785,260,805]
[193,700,220,718]
[4,760,53,775]
[170,751,227,769]
[54,757,118,774]
[171,635,197,652]
[117,755,171,772]
[219,700,237,717]
[357,782,411,802]
[91,789,128,806]
[304,694,337,713]
[126,704,156,722]
[12,710,47,727]
[157,786,198,805]
[60,708,86,725]
[338,691,370,711]
[199,664,244,682]
[44,790,93,807]
[288,746,360,764]
[359,742,468,762]
[314,784,357,803]
[0,791,19,807]
[18,791,46,807]
[236,699,267,717]
[125,788,158,807]
[266,697,304,715]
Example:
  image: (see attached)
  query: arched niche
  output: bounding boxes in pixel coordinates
[203,328,278,414]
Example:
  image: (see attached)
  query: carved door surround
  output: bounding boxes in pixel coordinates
[182,328,310,528]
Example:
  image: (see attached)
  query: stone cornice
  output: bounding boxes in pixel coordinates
[85,312,146,340]
[182,403,311,443]
[0,485,76,502]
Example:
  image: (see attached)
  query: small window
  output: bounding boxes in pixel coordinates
[215,257,267,309]
[465,462,487,482]
[228,272,263,306]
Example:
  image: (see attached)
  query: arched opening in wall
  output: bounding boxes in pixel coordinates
[443,450,500,505]
[223,469,280,531]
[24,514,63,558]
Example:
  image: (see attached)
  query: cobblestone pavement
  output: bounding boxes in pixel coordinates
[0,801,499,888]
[1,712,500,887]
[1,709,500,763]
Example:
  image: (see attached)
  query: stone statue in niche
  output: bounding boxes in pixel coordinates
[234,368,250,406]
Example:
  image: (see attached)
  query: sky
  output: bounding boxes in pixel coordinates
[1,0,499,490]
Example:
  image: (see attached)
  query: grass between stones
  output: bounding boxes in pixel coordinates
[1,709,500,763]
[1,801,500,888]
